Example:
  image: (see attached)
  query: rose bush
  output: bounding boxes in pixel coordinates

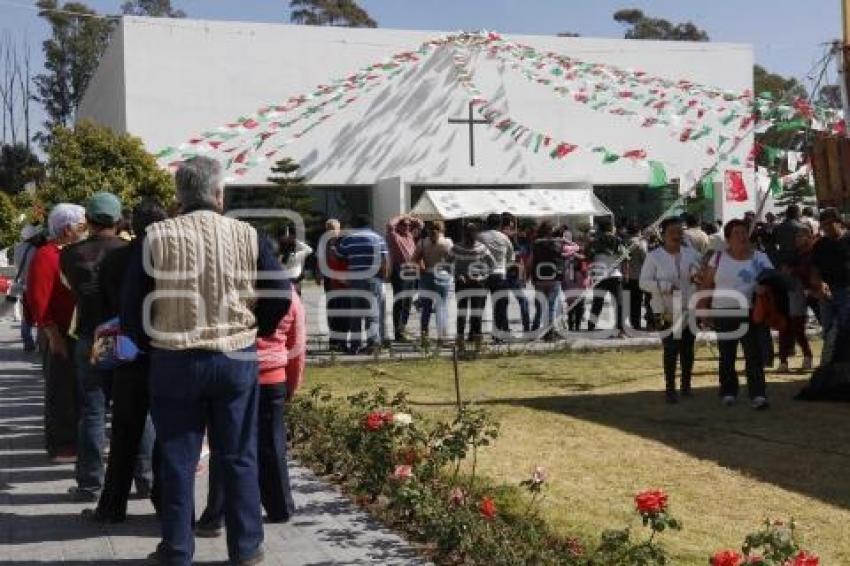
[710,519,820,566]
[287,387,819,566]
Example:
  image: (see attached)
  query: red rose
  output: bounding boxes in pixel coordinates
[710,550,744,566]
[381,410,394,424]
[363,411,385,432]
[791,551,819,566]
[479,497,497,519]
[399,448,421,466]
[635,488,668,515]
[565,537,585,557]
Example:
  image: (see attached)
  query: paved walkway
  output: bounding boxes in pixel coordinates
[0,323,426,565]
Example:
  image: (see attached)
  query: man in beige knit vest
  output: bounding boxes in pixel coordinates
[121,156,291,566]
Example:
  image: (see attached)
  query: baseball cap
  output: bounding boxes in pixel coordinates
[85,192,123,226]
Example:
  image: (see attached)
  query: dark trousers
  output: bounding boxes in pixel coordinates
[43,335,78,456]
[96,360,155,520]
[20,315,35,350]
[715,317,767,399]
[590,277,624,332]
[662,326,695,392]
[325,289,350,349]
[199,382,296,529]
[456,279,486,340]
[150,347,263,566]
[391,267,416,338]
[759,325,775,367]
[624,279,645,330]
[487,274,510,334]
[779,316,812,362]
[567,298,585,331]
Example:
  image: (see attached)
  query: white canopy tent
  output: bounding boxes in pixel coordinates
[410,187,614,222]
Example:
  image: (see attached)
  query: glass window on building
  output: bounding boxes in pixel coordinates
[225,184,372,243]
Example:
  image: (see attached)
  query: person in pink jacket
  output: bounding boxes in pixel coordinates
[197,291,307,535]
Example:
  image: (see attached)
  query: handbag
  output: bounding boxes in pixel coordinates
[90,317,141,369]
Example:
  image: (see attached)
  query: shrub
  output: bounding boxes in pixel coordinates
[287,387,683,565]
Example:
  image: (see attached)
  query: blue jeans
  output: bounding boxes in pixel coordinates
[199,382,296,529]
[74,336,111,494]
[508,276,531,333]
[420,272,450,338]
[349,277,386,346]
[532,283,561,332]
[150,347,263,566]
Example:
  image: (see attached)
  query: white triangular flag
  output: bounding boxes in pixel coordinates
[787,150,801,172]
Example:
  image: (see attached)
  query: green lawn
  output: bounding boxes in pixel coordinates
[304,342,850,565]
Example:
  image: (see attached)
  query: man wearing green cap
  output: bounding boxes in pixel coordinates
[60,191,147,501]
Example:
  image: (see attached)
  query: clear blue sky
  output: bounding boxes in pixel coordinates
[0,0,843,136]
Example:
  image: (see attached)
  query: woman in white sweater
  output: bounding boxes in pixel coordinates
[640,217,702,403]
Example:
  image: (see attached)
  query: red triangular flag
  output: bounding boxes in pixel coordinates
[724,170,749,202]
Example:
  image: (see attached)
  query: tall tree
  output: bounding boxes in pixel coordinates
[121,0,186,18]
[0,143,43,195]
[0,33,33,148]
[613,9,709,41]
[753,64,807,100]
[290,0,377,28]
[33,0,114,145]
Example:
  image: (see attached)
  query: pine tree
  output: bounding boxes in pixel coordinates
[774,177,816,209]
[259,157,321,239]
[613,9,709,41]
[290,0,377,28]
[121,0,186,17]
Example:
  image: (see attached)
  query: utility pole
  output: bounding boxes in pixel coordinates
[842,0,850,128]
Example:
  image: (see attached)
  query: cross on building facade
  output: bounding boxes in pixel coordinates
[448,101,491,167]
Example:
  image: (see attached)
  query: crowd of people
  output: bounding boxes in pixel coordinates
[12,157,304,565]
[5,151,850,563]
[310,204,849,409]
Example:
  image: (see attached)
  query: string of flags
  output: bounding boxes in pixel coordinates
[155,29,843,203]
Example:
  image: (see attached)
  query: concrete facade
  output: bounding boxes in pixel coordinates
[78,17,755,227]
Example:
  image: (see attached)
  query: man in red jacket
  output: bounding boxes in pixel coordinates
[26,203,87,463]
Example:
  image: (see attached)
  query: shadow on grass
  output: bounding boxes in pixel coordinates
[524,380,849,509]
[412,379,850,510]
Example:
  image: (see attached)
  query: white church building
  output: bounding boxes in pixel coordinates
[78,16,756,231]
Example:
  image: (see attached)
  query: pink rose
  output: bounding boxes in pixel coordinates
[391,465,413,481]
[449,487,466,507]
[532,465,548,485]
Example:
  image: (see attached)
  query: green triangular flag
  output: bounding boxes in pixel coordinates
[769,174,783,197]
[763,146,782,166]
[648,161,668,188]
[701,173,715,199]
[602,150,620,164]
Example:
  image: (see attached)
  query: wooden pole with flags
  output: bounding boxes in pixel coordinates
[842,0,850,128]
